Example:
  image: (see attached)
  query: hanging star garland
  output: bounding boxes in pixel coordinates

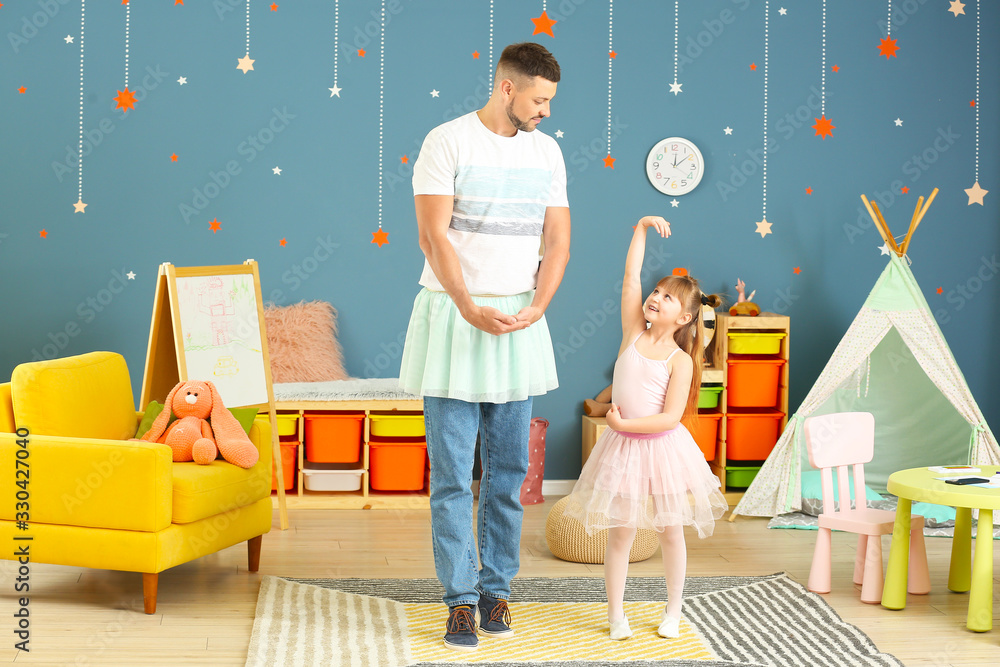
[531,4,556,37]
[238,0,254,73]
[329,0,342,96]
[879,0,899,58]
[604,0,615,169]
[670,1,681,95]
[74,0,88,212]
[114,2,135,113]
[815,0,834,139]
[964,0,987,205]
[374,0,388,247]
[755,2,774,238]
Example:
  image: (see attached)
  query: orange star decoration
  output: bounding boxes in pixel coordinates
[371,229,389,247]
[805,187,813,195]
[170,153,178,162]
[472,51,479,59]
[609,50,617,59]
[531,10,557,37]
[603,155,616,169]
[901,186,909,194]
[878,37,899,59]
[358,48,366,57]
[831,65,840,72]
[793,267,802,275]
[279,238,287,247]
[209,218,221,233]
[750,62,757,71]
[970,100,976,107]
[114,87,136,112]
[270,3,277,10]
[401,155,409,164]
[936,287,943,294]
[812,114,835,139]
[17,86,25,94]
[40,229,47,239]
[175,0,183,5]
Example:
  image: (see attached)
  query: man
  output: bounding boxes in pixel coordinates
[398,42,570,652]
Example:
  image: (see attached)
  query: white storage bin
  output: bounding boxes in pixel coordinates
[302,462,364,491]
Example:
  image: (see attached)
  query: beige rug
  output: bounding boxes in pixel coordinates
[246,574,902,666]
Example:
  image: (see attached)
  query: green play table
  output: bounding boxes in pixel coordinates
[882,465,1000,631]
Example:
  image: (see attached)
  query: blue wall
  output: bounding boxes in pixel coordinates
[2,0,997,479]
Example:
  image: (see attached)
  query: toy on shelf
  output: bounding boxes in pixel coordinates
[729,278,760,316]
[140,379,260,468]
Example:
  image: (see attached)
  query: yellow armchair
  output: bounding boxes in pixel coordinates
[0,351,272,613]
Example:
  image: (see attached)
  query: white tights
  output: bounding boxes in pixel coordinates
[605,525,687,622]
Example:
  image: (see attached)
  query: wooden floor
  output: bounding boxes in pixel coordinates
[1,499,997,666]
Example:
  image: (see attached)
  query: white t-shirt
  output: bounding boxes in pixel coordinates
[412,111,569,296]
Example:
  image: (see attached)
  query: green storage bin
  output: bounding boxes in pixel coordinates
[697,385,723,409]
[725,465,761,489]
[727,332,786,355]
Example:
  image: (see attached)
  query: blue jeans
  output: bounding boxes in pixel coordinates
[423,395,533,607]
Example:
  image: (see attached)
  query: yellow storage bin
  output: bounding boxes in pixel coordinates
[370,414,425,438]
[727,332,786,355]
[276,413,299,437]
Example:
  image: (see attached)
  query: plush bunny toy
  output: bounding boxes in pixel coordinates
[140,380,259,469]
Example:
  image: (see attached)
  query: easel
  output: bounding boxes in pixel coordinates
[139,260,288,530]
[861,188,939,256]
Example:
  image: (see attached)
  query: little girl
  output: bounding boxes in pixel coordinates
[565,215,728,640]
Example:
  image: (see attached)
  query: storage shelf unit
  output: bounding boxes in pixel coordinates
[270,399,428,510]
[581,312,789,504]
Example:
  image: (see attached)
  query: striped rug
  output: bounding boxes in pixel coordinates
[245,574,902,667]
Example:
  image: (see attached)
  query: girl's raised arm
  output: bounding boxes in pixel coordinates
[620,216,671,348]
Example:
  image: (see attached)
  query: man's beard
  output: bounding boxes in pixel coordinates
[505,99,536,132]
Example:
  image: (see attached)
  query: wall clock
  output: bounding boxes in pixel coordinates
[645,137,704,196]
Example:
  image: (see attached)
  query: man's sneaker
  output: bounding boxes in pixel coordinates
[477,594,514,638]
[443,605,479,652]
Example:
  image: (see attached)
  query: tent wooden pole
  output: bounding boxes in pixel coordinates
[869,201,900,254]
[901,188,939,255]
[900,195,925,256]
[861,195,895,251]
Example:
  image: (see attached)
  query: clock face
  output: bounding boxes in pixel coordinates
[646,137,704,196]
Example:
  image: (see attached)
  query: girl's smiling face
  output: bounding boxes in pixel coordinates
[644,286,685,325]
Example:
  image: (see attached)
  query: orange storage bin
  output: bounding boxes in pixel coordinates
[369,440,427,491]
[726,410,785,461]
[304,413,364,463]
[683,411,722,461]
[727,357,785,407]
[271,438,298,491]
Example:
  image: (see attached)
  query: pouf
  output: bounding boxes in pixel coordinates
[545,496,659,564]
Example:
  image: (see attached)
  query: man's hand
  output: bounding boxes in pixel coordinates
[461,305,530,335]
[514,306,544,326]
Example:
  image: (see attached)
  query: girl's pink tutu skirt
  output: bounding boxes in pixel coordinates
[564,424,728,539]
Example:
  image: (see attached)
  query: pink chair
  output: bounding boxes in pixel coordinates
[804,412,930,604]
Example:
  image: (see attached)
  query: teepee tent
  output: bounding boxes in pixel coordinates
[733,190,1000,518]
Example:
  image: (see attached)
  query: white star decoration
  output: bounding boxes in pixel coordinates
[73,200,87,213]
[669,82,683,95]
[948,1,966,17]
[64,35,74,44]
[724,127,733,135]
[127,271,136,280]
[778,7,787,15]
[329,84,342,97]
[554,130,564,138]
[755,218,772,238]
[272,166,282,175]
[879,243,891,256]
[177,76,187,85]
[894,118,903,126]
[965,181,988,205]
[671,199,679,208]
[430,89,440,97]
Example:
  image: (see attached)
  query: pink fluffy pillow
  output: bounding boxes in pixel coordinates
[264,301,349,383]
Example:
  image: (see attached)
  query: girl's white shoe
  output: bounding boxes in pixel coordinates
[609,616,633,640]
[657,612,681,639]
